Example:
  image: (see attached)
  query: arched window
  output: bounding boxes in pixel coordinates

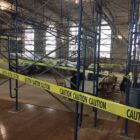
[132,24,140,60]
[69,24,78,57]
[46,25,57,58]
[100,20,111,58]
[25,26,34,52]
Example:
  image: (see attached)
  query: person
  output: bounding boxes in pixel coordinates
[120,76,129,95]
[70,71,83,90]
[70,73,77,90]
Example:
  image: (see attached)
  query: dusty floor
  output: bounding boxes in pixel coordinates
[0,99,74,140]
[0,72,139,140]
[0,99,139,140]
[0,73,123,121]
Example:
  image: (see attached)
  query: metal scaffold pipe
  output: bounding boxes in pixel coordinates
[92,0,102,128]
[74,0,83,140]
[14,0,19,111]
[124,0,140,136]
[79,28,87,127]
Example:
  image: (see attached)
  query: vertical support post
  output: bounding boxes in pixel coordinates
[67,1,70,61]
[8,36,15,99]
[74,0,83,140]
[124,0,135,135]
[65,26,70,61]
[93,2,98,128]
[96,7,102,98]
[93,0,102,128]
[79,28,87,127]
[15,0,19,111]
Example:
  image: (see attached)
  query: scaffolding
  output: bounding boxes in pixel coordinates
[124,0,140,136]
[0,0,139,140]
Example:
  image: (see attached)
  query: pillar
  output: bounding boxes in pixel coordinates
[34,29,46,56]
[56,24,69,59]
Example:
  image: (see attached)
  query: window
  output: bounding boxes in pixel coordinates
[46,25,56,58]
[25,26,34,52]
[131,24,140,60]
[100,20,111,58]
[69,24,78,57]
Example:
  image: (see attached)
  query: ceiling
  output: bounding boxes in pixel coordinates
[0,0,130,39]
[40,0,130,39]
[103,0,129,38]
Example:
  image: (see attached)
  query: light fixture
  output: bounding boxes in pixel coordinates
[75,0,79,4]
[74,0,87,4]
[118,35,122,40]
[0,0,12,11]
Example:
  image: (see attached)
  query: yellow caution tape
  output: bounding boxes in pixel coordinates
[0,68,140,123]
[0,59,8,63]
[0,59,124,78]
[100,63,126,67]
[89,63,126,68]
[19,59,122,77]
[0,58,126,67]
[0,58,78,71]
[18,59,80,72]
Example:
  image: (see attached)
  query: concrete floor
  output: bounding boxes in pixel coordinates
[0,73,139,140]
[0,99,139,140]
[0,73,123,121]
[0,99,74,140]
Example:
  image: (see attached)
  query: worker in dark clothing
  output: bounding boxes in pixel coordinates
[71,74,77,90]
[70,71,83,90]
[120,76,128,94]
[120,73,132,95]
